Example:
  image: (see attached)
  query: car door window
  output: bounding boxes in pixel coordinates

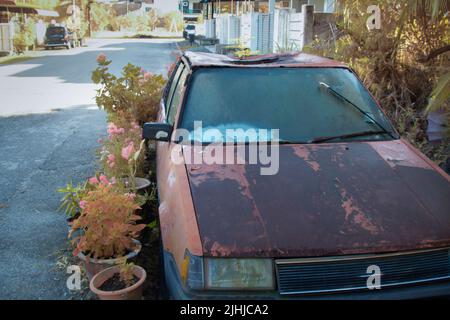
[167,66,189,125]
[165,63,185,115]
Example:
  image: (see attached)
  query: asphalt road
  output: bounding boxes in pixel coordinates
[0,39,178,299]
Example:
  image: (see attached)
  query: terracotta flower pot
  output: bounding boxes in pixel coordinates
[90,265,147,300]
[78,239,142,280]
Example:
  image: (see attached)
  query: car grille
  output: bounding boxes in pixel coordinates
[275,248,450,295]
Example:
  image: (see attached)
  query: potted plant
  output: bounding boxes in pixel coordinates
[92,55,165,193]
[99,117,151,193]
[70,181,146,280]
[90,261,147,300]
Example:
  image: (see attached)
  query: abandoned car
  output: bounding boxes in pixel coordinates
[143,51,450,299]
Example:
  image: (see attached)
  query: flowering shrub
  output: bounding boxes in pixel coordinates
[92,54,166,125]
[71,181,146,259]
[99,116,146,181]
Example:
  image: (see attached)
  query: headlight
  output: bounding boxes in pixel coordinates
[205,258,274,290]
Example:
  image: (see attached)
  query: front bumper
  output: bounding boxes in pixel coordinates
[45,41,68,47]
[163,251,450,300]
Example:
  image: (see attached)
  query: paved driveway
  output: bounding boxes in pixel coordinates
[0,39,178,299]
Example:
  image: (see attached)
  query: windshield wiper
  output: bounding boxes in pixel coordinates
[308,130,388,144]
[319,82,396,139]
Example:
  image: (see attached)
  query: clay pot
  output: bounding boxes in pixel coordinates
[90,265,146,300]
[77,239,142,280]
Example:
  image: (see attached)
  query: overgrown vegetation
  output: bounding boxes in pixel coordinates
[90,3,184,34]
[304,0,449,167]
[13,20,35,53]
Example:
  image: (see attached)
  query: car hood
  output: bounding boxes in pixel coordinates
[184,140,450,258]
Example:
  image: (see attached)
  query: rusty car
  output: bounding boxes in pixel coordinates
[143,51,450,299]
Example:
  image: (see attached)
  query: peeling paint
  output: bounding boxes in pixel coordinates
[185,148,271,251]
[292,147,321,172]
[338,187,381,235]
[369,140,431,169]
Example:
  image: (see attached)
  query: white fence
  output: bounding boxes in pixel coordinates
[288,12,304,51]
[273,8,293,52]
[0,23,14,52]
[216,14,240,45]
[205,4,329,54]
[256,13,273,54]
[205,19,216,38]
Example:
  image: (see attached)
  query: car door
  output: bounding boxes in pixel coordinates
[156,61,203,265]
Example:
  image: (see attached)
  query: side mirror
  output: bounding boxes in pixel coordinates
[143,122,173,142]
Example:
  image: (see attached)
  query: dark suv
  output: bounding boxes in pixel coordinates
[44,26,73,50]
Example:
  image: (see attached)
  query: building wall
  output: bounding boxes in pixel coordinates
[153,0,179,14]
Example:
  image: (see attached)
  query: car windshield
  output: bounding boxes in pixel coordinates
[186,25,195,30]
[179,67,395,143]
[46,27,65,36]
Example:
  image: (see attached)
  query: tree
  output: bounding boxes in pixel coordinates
[305,0,449,163]
[90,3,115,32]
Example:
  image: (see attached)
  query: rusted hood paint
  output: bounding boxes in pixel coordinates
[184,141,450,258]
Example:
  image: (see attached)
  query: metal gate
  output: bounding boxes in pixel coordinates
[0,23,13,52]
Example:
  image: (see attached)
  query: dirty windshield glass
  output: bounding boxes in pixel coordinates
[179,67,394,143]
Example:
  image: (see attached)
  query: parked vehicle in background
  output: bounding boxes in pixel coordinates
[183,24,196,39]
[44,26,74,50]
[144,51,450,300]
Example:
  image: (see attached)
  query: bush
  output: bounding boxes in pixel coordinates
[92,54,166,125]
[71,181,145,259]
[162,11,184,32]
[13,21,35,53]
[304,0,450,166]
[91,3,116,32]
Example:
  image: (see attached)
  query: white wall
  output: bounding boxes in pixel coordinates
[153,0,179,14]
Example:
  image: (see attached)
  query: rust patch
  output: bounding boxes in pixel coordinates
[184,144,450,258]
[292,147,320,172]
[184,147,271,252]
[338,187,381,235]
[369,140,431,169]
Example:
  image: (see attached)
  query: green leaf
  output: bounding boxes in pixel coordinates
[147,220,158,229]
[426,72,450,113]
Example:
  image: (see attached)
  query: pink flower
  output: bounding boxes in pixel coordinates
[143,72,153,81]
[107,154,115,168]
[88,177,99,185]
[97,138,103,144]
[107,123,125,139]
[79,200,87,209]
[125,193,136,201]
[96,54,106,64]
[131,122,140,130]
[99,175,109,185]
[121,142,135,161]
[110,177,117,184]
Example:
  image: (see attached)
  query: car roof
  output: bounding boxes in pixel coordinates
[183,51,347,68]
